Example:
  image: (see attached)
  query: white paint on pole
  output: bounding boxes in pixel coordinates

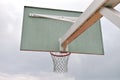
[100,7,120,28]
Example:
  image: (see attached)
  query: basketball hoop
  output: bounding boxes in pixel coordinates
[50,52,71,73]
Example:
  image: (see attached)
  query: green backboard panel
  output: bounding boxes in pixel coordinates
[21,6,104,54]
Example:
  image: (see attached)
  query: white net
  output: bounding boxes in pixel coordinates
[50,52,71,73]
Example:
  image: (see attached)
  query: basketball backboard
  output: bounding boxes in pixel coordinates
[21,6,104,54]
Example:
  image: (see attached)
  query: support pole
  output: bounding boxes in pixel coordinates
[60,0,108,51]
[60,0,120,51]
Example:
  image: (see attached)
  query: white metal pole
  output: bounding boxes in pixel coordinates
[60,0,120,51]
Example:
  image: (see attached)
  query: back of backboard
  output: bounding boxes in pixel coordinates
[21,6,104,54]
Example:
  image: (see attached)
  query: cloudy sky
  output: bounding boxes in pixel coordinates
[0,0,120,80]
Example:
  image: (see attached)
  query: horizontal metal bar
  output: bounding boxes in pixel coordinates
[29,13,78,23]
[100,7,120,28]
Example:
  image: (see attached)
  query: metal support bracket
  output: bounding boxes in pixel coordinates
[59,38,68,52]
[29,13,78,23]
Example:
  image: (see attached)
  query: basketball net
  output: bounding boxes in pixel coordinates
[50,52,71,73]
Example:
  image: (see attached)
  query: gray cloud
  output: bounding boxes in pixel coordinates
[0,72,75,80]
[0,0,120,80]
